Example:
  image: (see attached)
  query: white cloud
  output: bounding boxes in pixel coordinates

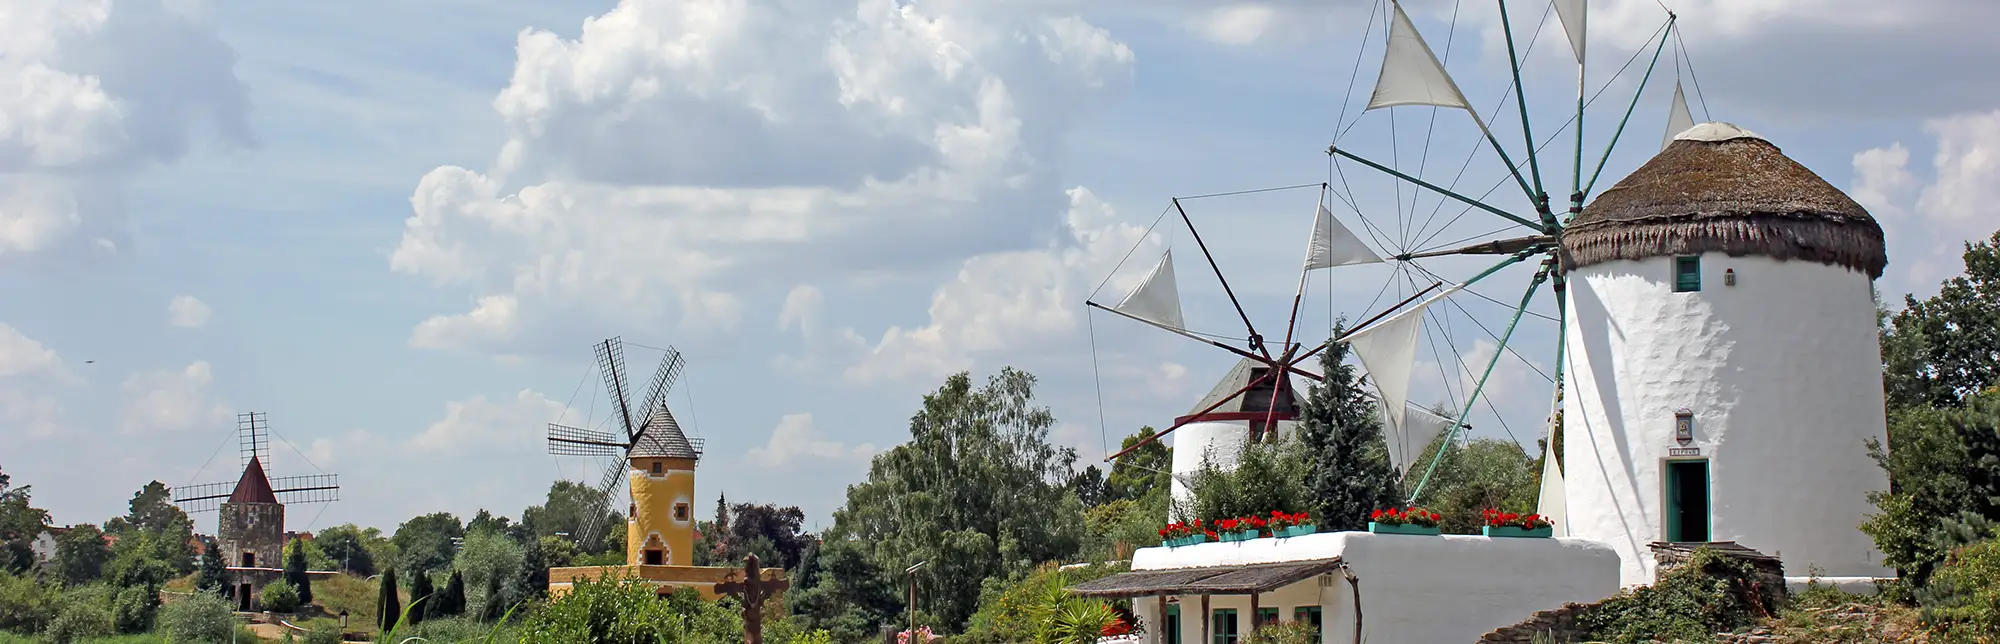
[409,389,574,455]
[842,185,1160,384]
[0,324,74,437]
[119,361,231,434]
[392,0,1133,356]
[745,413,875,468]
[1850,109,2000,295]
[1191,4,1275,46]
[167,295,212,328]
[0,0,250,260]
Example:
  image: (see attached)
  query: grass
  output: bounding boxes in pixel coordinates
[314,572,394,635]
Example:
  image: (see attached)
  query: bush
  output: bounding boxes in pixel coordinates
[303,622,344,644]
[1917,537,2000,639]
[160,591,236,643]
[43,602,114,644]
[0,573,55,632]
[1577,547,1774,643]
[516,573,740,643]
[1244,621,1317,644]
[261,580,303,613]
[111,584,158,633]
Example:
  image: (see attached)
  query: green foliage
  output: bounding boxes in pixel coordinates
[826,368,1084,632]
[788,538,901,643]
[516,573,741,643]
[1293,330,1402,532]
[1862,393,2000,584]
[394,512,465,579]
[0,572,55,632]
[262,580,303,613]
[1882,230,2000,411]
[477,568,508,622]
[43,600,113,644]
[1916,536,2000,639]
[109,583,158,633]
[303,621,345,644]
[1578,547,1775,643]
[102,481,192,537]
[1044,601,1116,644]
[1105,427,1172,506]
[54,524,110,586]
[287,538,315,605]
[790,628,837,644]
[963,563,1123,644]
[195,537,229,596]
[1177,438,1310,525]
[439,569,468,618]
[377,568,402,632]
[408,571,436,625]
[159,589,236,643]
[314,524,381,575]
[1406,436,1539,534]
[522,481,625,555]
[1243,620,1317,644]
[454,528,524,620]
[0,469,51,575]
[705,500,816,571]
[1079,491,1167,562]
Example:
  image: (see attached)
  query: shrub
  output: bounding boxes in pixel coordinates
[303,622,344,644]
[1577,547,1774,643]
[261,580,303,613]
[790,629,836,644]
[1244,621,1318,644]
[161,590,236,642]
[516,572,740,643]
[111,584,159,633]
[43,602,114,644]
[1917,537,2000,639]
[0,572,55,632]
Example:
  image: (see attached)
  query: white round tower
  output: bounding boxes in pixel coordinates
[1167,357,1301,515]
[1559,123,1892,586]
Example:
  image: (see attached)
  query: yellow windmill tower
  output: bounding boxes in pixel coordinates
[626,405,702,566]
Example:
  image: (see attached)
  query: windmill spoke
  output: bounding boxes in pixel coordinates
[595,338,639,443]
[1406,258,1554,504]
[1173,198,1271,356]
[1327,145,1542,232]
[1585,16,1676,198]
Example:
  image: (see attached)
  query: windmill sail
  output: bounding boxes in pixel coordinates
[1389,404,1454,476]
[1663,81,1695,151]
[1538,439,1568,535]
[1114,250,1186,330]
[1341,284,1464,455]
[1305,203,1383,270]
[1367,2,1472,111]
[1554,0,1586,64]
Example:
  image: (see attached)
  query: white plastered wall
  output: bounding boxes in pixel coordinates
[1169,421,1249,513]
[1563,254,1891,586]
[1129,532,1619,644]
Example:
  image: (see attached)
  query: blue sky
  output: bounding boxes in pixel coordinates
[3,0,1994,535]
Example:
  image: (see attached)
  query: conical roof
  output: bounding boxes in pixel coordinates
[228,457,279,504]
[630,408,700,459]
[1179,356,1300,423]
[1563,122,1887,278]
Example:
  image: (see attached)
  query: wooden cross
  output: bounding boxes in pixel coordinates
[715,554,789,644]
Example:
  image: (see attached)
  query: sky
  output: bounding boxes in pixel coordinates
[2,0,1995,536]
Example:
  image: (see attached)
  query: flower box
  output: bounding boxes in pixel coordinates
[1276,524,1317,538]
[1220,529,1259,543]
[1367,522,1440,536]
[1167,534,1211,547]
[1482,525,1553,538]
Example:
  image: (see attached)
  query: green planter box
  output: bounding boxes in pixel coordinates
[1276,525,1317,538]
[1482,526,1553,538]
[1367,522,1440,536]
[1166,534,1211,547]
[1219,529,1260,543]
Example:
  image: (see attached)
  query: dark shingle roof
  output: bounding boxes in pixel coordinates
[228,457,278,504]
[1067,558,1343,598]
[630,409,701,459]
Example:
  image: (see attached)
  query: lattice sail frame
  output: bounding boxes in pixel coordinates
[545,336,693,551]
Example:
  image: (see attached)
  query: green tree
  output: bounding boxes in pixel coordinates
[1883,231,2000,411]
[407,572,434,624]
[522,481,624,552]
[312,523,379,575]
[376,568,401,632]
[439,569,467,618]
[826,367,1084,631]
[195,537,229,596]
[54,524,110,585]
[1105,427,1171,504]
[518,534,551,603]
[284,538,313,605]
[1068,466,1111,508]
[788,538,901,644]
[0,468,52,574]
[1294,329,1402,531]
[1864,394,2000,584]
[452,528,523,618]
[102,481,190,536]
[1178,438,1311,524]
[392,512,464,579]
[105,520,195,588]
[1406,436,1540,534]
[477,570,508,622]
[259,580,301,613]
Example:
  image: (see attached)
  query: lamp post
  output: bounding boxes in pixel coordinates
[905,561,926,643]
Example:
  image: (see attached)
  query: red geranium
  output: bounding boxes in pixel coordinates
[1370,507,1442,527]
[1481,508,1552,530]
[1101,617,1133,636]
[1267,511,1311,530]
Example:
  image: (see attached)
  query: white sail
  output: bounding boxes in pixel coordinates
[1537,437,1568,536]
[1305,203,1383,270]
[1346,305,1427,439]
[1662,81,1695,151]
[1389,404,1454,476]
[1114,250,1186,330]
[1366,2,1472,111]
[1554,0,1586,64]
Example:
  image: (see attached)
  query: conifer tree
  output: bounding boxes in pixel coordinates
[1295,324,1402,531]
[284,538,313,605]
[440,570,467,617]
[195,537,229,596]
[477,572,507,622]
[407,572,434,625]
[377,568,401,632]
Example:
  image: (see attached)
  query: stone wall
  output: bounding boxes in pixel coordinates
[219,501,285,569]
[1473,601,1598,643]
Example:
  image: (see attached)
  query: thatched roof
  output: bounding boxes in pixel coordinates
[1067,558,1343,598]
[1563,122,1886,278]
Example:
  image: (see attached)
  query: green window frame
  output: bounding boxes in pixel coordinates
[1674,256,1701,292]
[1212,609,1238,644]
[1293,607,1322,639]
[1255,607,1280,631]
[1166,605,1180,644]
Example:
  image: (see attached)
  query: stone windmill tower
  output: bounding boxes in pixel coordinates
[173,413,340,609]
[1559,123,1892,586]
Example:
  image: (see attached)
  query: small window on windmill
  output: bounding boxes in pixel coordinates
[674,503,690,521]
[1674,256,1701,292]
[650,461,663,475]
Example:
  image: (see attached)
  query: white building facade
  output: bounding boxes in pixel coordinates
[1558,123,1894,586]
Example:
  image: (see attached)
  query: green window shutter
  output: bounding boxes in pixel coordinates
[1212,609,1238,644]
[1674,256,1701,292]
